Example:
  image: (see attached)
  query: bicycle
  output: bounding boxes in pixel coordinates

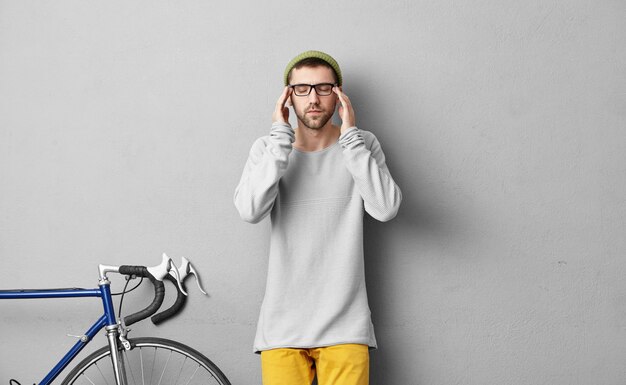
[0,253,232,385]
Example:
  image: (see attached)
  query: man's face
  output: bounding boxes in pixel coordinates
[288,65,338,130]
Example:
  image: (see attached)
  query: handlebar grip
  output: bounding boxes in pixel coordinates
[151,274,188,325]
[118,265,165,326]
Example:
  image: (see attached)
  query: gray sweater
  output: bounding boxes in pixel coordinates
[234,122,402,353]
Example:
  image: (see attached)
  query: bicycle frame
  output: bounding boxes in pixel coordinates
[0,279,122,385]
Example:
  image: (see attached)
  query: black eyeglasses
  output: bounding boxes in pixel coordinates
[289,83,337,96]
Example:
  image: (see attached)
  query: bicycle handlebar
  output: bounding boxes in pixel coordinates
[99,254,207,327]
[151,274,187,325]
[118,265,165,326]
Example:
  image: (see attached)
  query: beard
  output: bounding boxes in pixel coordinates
[295,105,334,130]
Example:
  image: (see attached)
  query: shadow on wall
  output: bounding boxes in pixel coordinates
[362,164,434,384]
[346,75,480,383]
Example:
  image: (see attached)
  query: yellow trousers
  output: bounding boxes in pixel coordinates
[261,344,369,385]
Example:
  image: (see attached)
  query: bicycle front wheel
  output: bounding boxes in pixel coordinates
[61,337,231,385]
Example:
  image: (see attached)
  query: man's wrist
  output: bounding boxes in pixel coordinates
[340,126,358,136]
[270,121,295,144]
[272,121,292,129]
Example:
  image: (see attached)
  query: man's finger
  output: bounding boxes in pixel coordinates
[340,92,352,107]
[333,87,345,105]
[334,87,353,112]
[285,87,293,107]
[273,87,292,123]
[334,87,351,105]
[277,86,291,106]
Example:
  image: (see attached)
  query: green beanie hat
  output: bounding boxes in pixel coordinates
[284,50,342,86]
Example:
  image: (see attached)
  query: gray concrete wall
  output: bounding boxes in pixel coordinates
[1,1,624,384]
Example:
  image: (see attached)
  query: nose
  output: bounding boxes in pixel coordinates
[307,87,320,103]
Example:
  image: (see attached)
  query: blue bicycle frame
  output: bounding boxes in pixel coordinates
[0,282,118,385]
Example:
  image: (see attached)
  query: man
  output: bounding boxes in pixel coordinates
[234,50,402,385]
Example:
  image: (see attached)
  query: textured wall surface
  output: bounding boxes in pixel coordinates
[1,1,625,384]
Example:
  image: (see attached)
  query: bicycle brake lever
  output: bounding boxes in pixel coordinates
[187,261,208,295]
[169,257,207,295]
[148,253,188,296]
[146,253,172,280]
[173,257,191,281]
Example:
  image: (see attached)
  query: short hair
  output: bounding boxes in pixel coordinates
[287,57,339,85]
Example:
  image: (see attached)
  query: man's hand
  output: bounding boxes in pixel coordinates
[272,86,293,124]
[333,86,356,134]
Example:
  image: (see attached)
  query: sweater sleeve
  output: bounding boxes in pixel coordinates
[234,122,295,223]
[338,126,402,222]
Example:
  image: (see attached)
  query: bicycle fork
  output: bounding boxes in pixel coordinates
[105,325,129,385]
